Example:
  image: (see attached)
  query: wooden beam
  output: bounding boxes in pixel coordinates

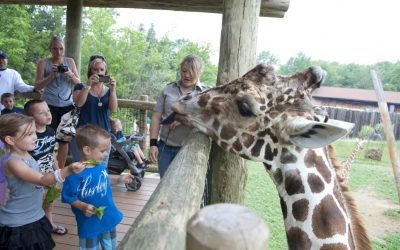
[0,0,289,18]
[65,0,83,72]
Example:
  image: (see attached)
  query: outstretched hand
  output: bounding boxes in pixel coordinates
[119,174,134,184]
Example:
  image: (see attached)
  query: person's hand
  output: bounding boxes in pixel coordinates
[168,121,181,130]
[149,146,158,163]
[88,74,98,86]
[119,174,133,184]
[83,203,95,217]
[67,162,86,174]
[109,77,116,91]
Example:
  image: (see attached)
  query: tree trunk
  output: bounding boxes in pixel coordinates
[210,0,261,204]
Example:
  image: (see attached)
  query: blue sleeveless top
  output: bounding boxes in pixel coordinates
[41,57,74,107]
[0,155,44,227]
[74,83,112,132]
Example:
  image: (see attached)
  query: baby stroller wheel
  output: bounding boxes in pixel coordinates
[125,176,142,191]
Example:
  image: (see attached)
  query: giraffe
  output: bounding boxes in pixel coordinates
[169,64,371,250]
[336,139,365,184]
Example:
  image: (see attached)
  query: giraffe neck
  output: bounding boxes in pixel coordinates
[265,147,354,250]
[339,140,365,183]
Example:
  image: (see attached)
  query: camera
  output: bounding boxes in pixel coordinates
[98,75,110,83]
[57,64,69,73]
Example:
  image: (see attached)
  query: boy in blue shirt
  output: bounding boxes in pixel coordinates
[62,124,133,249]
[1,93,24,115]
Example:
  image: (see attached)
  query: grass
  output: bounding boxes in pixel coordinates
[244,139,400,249]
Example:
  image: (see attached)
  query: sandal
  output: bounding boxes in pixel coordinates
[52,225,68,235]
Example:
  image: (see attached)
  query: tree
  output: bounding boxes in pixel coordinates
[256,50,279,66]
[279,52,311,75]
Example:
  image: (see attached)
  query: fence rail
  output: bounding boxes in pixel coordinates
[324,107,400,140]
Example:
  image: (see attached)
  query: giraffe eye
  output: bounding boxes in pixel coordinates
[236,100,254,117]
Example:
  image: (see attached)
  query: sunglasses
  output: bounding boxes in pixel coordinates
[89,55,106,62]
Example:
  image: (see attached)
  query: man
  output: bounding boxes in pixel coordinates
[0,50,35,110]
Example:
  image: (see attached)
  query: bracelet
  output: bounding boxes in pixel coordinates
[150,139,158,147]
[54,169,65,183]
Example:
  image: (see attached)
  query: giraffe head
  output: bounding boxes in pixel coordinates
[171,64,353,162]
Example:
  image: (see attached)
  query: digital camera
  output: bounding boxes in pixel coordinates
[98,75,110,83]
[57,64,69,73]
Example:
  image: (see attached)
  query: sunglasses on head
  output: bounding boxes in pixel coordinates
[89,55,105,62]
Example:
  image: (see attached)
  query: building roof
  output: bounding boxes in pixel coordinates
[313,86,400,105]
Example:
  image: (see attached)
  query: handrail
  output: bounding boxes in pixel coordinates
[118,132,211,250]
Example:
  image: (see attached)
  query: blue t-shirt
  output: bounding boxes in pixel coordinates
[61,162,123,238]
[0,106,24,115]
[74,83,111,132]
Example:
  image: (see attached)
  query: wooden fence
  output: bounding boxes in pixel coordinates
[324,107,400,140]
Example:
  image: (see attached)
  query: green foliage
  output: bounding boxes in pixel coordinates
[373,233,400,250]
[256,50,279,66]
[358,125,375,139]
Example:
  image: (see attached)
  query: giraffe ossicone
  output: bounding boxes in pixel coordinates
[170,64,371,250]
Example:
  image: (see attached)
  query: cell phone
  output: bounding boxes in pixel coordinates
[98,75,110,83]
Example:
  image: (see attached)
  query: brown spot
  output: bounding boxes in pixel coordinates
[257,129,268,137]
[263,162,272,170]
[232,139,243,152]
[210,96,226,113]
[333,181,346,211]
[280,196,287,219]
[267,93,273,99]
[267,100,273,107]
[260,98,266,104]
[312,195,347,238]
[275,104,286,112]
[308,173,325,193]
[239,153,250,160]
[219,141,228,150]
[280,148,297,164]
[320,243,347,250]
[304,150,332,183]
[276,95,285,103]
[242,133,255,148]
[264,143,276,161]
[287,227,312,250]
[273,168,283,185]
[292,199,309,221]
[269,111,279,119]
[247,122,259,133]
[197,93,210,108]
[220,124,237,141]
[260,106,266,111]
[285,169,305,195]
[251,139,264,157]
[263,116,270,124]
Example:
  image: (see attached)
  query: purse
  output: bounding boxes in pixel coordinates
[55,106,81,142]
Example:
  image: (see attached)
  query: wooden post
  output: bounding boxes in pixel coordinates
[139,95,149,150]
[370,69,400,206]
[118,132,211,250]
[210,0,261,204]
[65,0,83,72]
[186,204,269,250]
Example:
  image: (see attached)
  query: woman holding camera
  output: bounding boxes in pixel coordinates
[35,36,80,169]
[69,56,117,162]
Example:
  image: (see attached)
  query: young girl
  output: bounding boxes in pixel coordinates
[62,124,133,249]
[0,113,85,249]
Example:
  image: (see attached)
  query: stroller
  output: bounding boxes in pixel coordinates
[108,133,147,191]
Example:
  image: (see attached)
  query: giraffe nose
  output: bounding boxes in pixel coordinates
[161,112,176,125]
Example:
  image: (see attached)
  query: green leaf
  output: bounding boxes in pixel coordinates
[45,185,60,204]
[82,160,102,165]
[92,206,107,220]
[0,149,5,156]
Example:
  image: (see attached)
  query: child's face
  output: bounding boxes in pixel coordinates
[112,120,122,132]
[13,122,37,152]
[31,102,52,126]
[86,137,110,162]
[1,97,15,110]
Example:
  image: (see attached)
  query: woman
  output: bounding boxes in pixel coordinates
[70,56,118,162]
[35,36,80,168]
[149,54,207,178]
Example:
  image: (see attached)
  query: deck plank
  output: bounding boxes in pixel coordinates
[53,176,159,249]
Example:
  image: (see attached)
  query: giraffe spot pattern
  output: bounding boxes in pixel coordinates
[287,227,312,250]
[307,173,325,193]
[304,150,332,183]
[232,138,243,152]
[285,169,305,195]
[198,93,210,107]
[251,139,265,157]
[264,143,277,161]
[280,196,287,219]
[292,199,309,222]
[242,133,255,148]
[312,195,347,239]
[273,168,283,185]
[263,162,272,170]
[280,148,297,164]
[220,124,237,141]
[212,119,220,132]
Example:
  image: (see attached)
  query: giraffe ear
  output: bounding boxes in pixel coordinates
[287,119,354,148]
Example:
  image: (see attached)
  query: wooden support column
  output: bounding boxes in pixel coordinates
[65,0,83,72]
[210,0,261,204]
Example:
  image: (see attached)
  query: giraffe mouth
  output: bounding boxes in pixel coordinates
[161,112,192,126]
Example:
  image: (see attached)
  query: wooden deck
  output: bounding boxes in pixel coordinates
[52,176,160,249]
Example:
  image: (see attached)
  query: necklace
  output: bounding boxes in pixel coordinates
[93,84,104,107]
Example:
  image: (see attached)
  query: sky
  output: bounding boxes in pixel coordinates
[116,0,400,65]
